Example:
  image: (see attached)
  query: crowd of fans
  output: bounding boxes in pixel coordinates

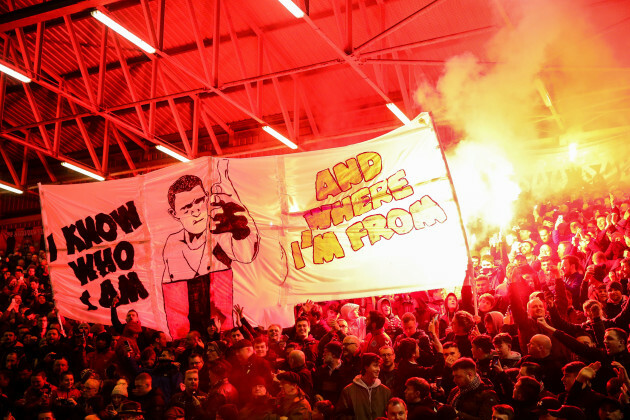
[1,191,630,420]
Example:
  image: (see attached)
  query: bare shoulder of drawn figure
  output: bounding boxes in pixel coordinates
[161,159,260,339]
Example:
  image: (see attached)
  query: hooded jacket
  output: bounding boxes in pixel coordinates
[377,298,403,339]
[336,375,392,420]
[340,303,367,341]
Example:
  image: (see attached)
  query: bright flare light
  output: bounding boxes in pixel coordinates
[0,182,23,194]
[0,62,30,83]
[569,143,577,162]
[91,10,156,54]
[277,0,305,18]
[386,103,411,125]
[262,126,298,149]
[156,145,191,162]
[447,142,520,241]
[61,162,105,181]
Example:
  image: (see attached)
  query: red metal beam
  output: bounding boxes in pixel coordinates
[112,126,137,176]
[0,0,126,33]
[345,0,352,54]
[20,144,28,186]
[295,77,319,137]
[158,67,192,157]
[33,22,45,76]
[186,0,211,84]
[353,0,444,54]
[257,35,263,116]
[199,110,223,155]
[102,120,110,173]
[96,26,108,107]
[36,151,57,182]
[192,95,199,157]
[358,26,496,58]
[0,142,20,185]
[222,0,256,113]
[112,35,149,136]
[64,15,96,105]
[211,0,220,87]
[67,100,102,171]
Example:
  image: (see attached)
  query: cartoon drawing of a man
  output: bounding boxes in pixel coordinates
[162,160,259,338]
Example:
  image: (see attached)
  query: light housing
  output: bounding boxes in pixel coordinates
[0,182,23,194]
[156,145,191,162]
[0,62,30,83]
[262,126,298,149]
[91,10,156,54]
[277,0,305,18]
[386,103,411,125]
[61,162,105,181]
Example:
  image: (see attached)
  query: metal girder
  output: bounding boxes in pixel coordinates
[0,0,124,33]
[0,142,20,185]
[353,0,445,54]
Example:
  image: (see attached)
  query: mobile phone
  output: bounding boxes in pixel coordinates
[492,355,500,366]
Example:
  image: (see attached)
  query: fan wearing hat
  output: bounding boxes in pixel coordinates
[275,371,312,419]
[117,400,145,420]
[336,353,391,420]
[313,341,352,403]
[228,339,273,402]
[238,376,275,420]
[104,383,129,418]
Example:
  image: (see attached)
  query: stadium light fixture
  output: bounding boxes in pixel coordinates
[277,0,305,18]
[0,62,30,83]
[0,182,23,194]
[91,10,156,54]
[386,103,411,125]
[156,145,191,163]
[262,126,298,150]
[61,162,105,181]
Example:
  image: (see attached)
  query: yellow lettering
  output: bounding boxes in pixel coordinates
[303,206,332,230]
[409,195,447,229]
[315,169,342,201]
[346,221,368,251]
[369,180,393,210]
[301,230,313,248]
[313,232,345,264]
[387,169,414,200]
[291,241,305,270]
[386,208,414,235]
[331,197,354,226]
[362,215,395,245]
[357,152,382,182]
[351,187,373,217]
[333,158,363,192]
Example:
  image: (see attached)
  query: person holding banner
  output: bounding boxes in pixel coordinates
[161,160,260,338]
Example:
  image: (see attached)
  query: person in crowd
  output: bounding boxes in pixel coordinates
[130,372,166,420]
[403,377,438,419]
[237,376,275,420]
[336,353,391,420]
[207,359,239,418]
[313,341,351,402]
[170,369,209,420]
[447,358,498,420]
[378,345,397,391]
[229,339,273,402]
[386,397,408,420]
[275,371,311,419]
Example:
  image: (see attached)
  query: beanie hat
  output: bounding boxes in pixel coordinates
[112,384,128,397]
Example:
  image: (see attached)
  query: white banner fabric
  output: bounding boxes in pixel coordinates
[39,114,468,339]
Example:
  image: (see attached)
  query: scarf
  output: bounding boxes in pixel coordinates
[449,374,481,408]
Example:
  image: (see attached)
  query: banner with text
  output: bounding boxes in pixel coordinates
[39,114,469,339]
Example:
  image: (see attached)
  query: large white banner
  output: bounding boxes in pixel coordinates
[40,114,469,339]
